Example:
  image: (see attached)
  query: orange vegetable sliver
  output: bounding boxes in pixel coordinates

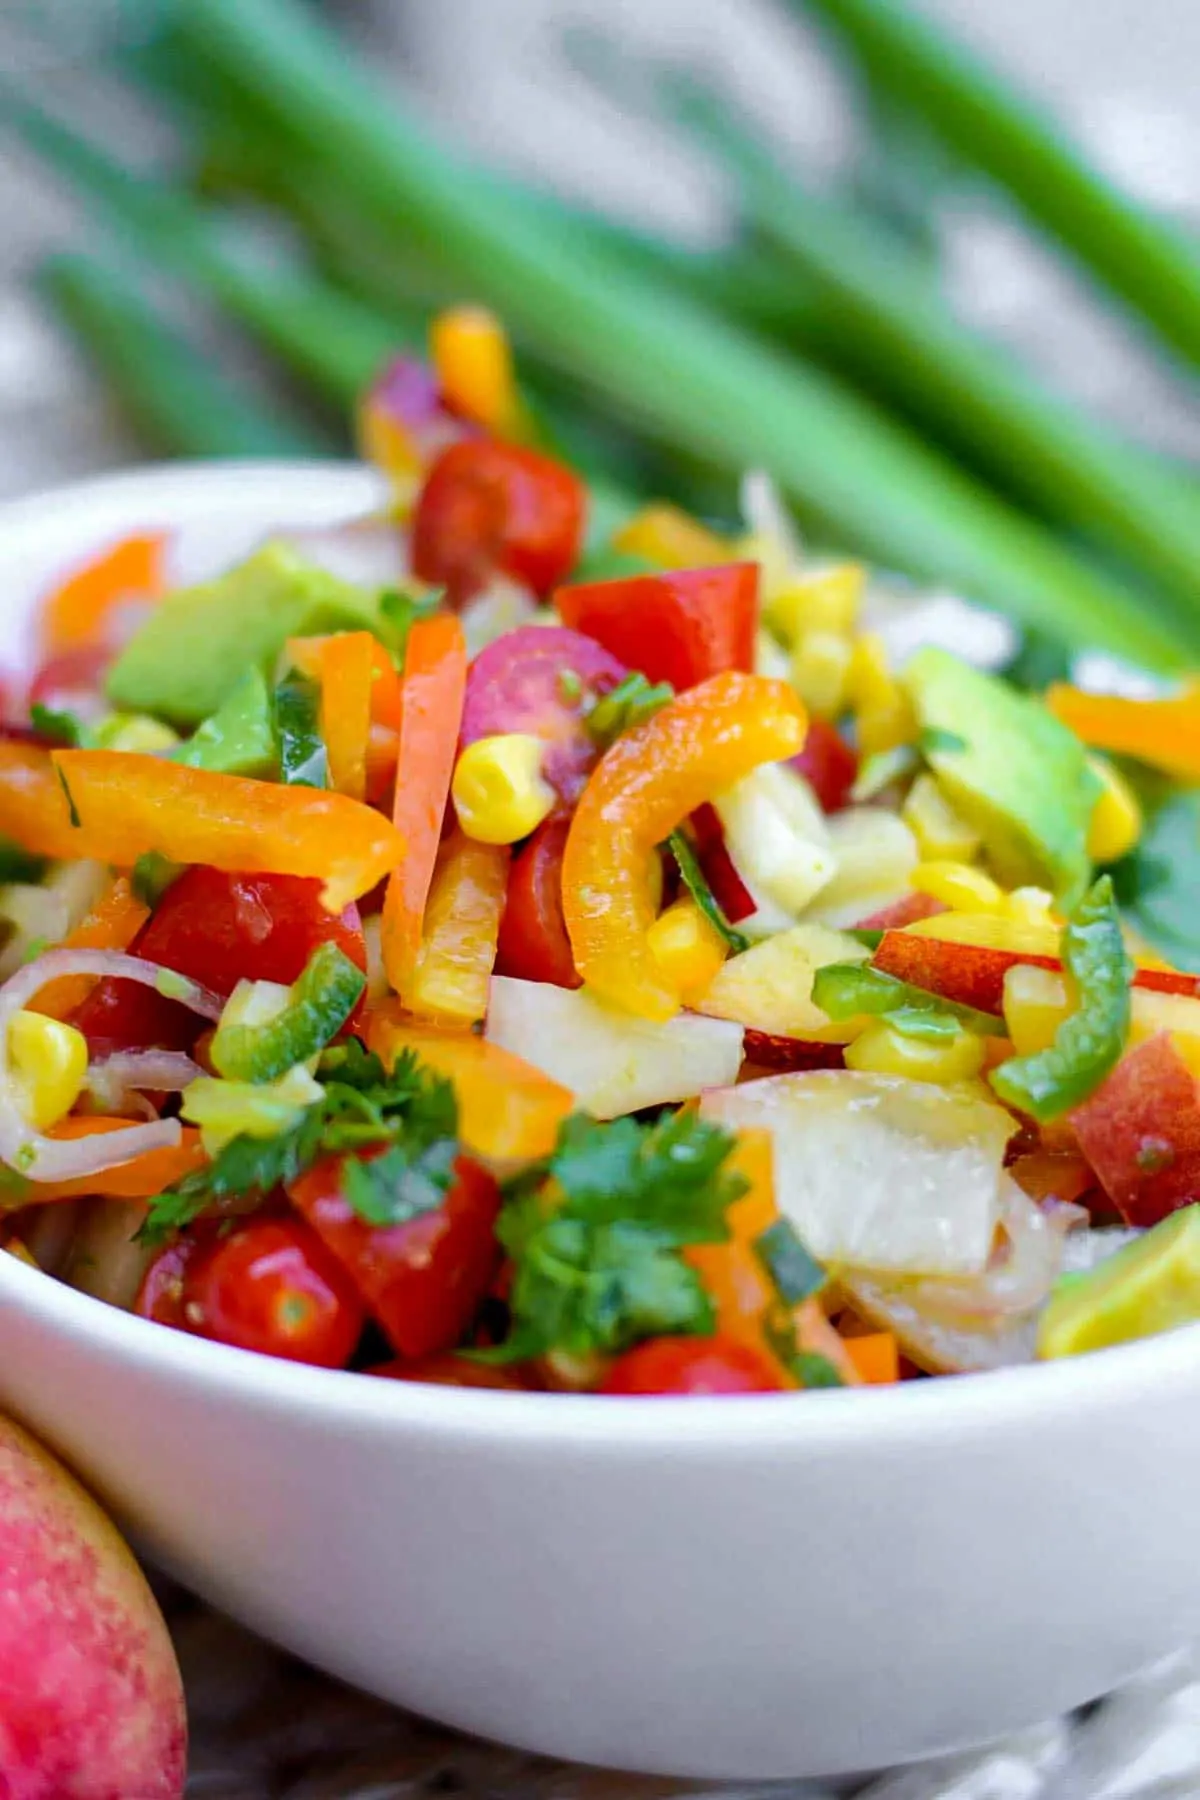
[843,1333,900,1387]
[27,1120,206,1203]
[366,1007,573,1163]
[0,742,81,860]
[33,876,150,1020]
[50,751,403,914]
[316,632,376,802]
[381,615,467,995]
[1046,683,1200,781]
[686,1129,782,1365]
[41,533,165,656]
[404,828,508,1025]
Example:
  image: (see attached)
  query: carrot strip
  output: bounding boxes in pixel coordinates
[381,615,467,996]
[41,533,165,655]
[33,876,150,1020]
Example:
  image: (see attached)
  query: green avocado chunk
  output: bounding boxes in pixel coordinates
[106,543,392,726]
[171,668,278,778]
[903,647,1099,908]
[1038,1206,1200,1358]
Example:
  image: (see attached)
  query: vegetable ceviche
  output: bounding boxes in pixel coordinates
[5,322,1200,1396]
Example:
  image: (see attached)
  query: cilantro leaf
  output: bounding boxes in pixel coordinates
[487,1110,745,1363]
[30,703,85,746]
[139,1043,459,1245]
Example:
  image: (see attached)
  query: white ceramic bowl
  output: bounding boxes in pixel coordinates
[0,463,1198,1783]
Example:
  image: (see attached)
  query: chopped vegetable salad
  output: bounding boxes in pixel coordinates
[3,311,1200,1396]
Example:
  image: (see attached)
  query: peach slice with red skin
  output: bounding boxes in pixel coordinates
[872,928,1200,1017]
[1070,1033,1200,1228]
[0,1413,186,1797]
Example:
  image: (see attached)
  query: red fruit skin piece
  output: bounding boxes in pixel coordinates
[289,1152,501,1360]
[461,625,627,803]
[855,893,947,932]
[412,439,586,601]
[872,929,1200,1017]
[1071,1033,1200,1227]
[0,1417,187,1799]
[495,814,581,989]
[72,867,367,1056]
[742,1032,847,1073]
[557,563,759,693]
[689,802,756,924]
[180,1217,366,1369]
[600,1334,786,1395]
[788,718,859,815]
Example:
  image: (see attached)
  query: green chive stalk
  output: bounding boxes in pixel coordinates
[146,0,1193,671]
[36,253,330,460]
[799,0,1200,375]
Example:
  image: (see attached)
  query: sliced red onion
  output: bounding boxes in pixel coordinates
[0,949,221,1184]
[85,1051,204,1115]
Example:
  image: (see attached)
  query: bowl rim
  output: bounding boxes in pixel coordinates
[2,457,1198,1455]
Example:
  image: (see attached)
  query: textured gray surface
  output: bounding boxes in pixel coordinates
[2,4,1200,1793]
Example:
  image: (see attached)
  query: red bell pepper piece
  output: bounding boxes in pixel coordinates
[788,718,858,814]
[556,563,759,693]
[411,439,586,601]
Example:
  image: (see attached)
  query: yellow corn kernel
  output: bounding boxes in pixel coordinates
[847,633,916,756]
[646,899,727,1001]
[613,504,729,570]
[1087,754,1142,863]
[1001,964,1066,1056]
[912,860,1004,913]
[430,305,522,436]
[844,1019,986,1084]
[901,773,981,863]
[8,1011,88,1131]
[93,713,180,754]
[766,563,865,645]
[790,630,853,720]
[451,734,556,846]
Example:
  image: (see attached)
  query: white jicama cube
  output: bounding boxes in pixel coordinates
[696,922,869,1041]
[486,977,744,1119]
[700,1070,1014,1276]
[802,807,918,929]
[712,762,836,918]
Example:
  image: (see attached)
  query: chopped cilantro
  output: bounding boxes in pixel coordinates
[484,1110,746,1362]
[53,761,81,828]
[754,1219,826,1305]
[30,703,85,746]
[585,671,674,749]
[666,827,750,955]
[132,851,182,907]
[340,1137,459,1228]
[138,1042,459,1245]
[0,839,46,885]
[379,587,441,656]
[791,1351,846,1390]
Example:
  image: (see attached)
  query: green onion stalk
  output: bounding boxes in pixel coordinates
[139,0,1192,672]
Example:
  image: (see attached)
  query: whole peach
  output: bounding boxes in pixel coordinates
[0,1414,186,1798]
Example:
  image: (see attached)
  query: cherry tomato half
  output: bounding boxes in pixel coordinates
[461,625,626,803]
[288,1151,501,1360]
[178,1217,366,1368]
[788,718,858,815]
[689,803,756,925]
[556,563,759,693]
[411,439,586,601]
[73,867,368,1056]
[599,1335,786,1396]
[495,815,581,989]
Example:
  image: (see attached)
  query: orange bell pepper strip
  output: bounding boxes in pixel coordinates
[1046,683,1200,781]
[366,1006,573,1164]
[562,671,806,1020]
[33,876,150,1020]
[843,1332,900,1387]
[0,742,83,860]
[5,1120,207,1204]
[40,532,165,656]
[381,615,467,996]
[404,828,509,1025]
[49,751,404,914]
